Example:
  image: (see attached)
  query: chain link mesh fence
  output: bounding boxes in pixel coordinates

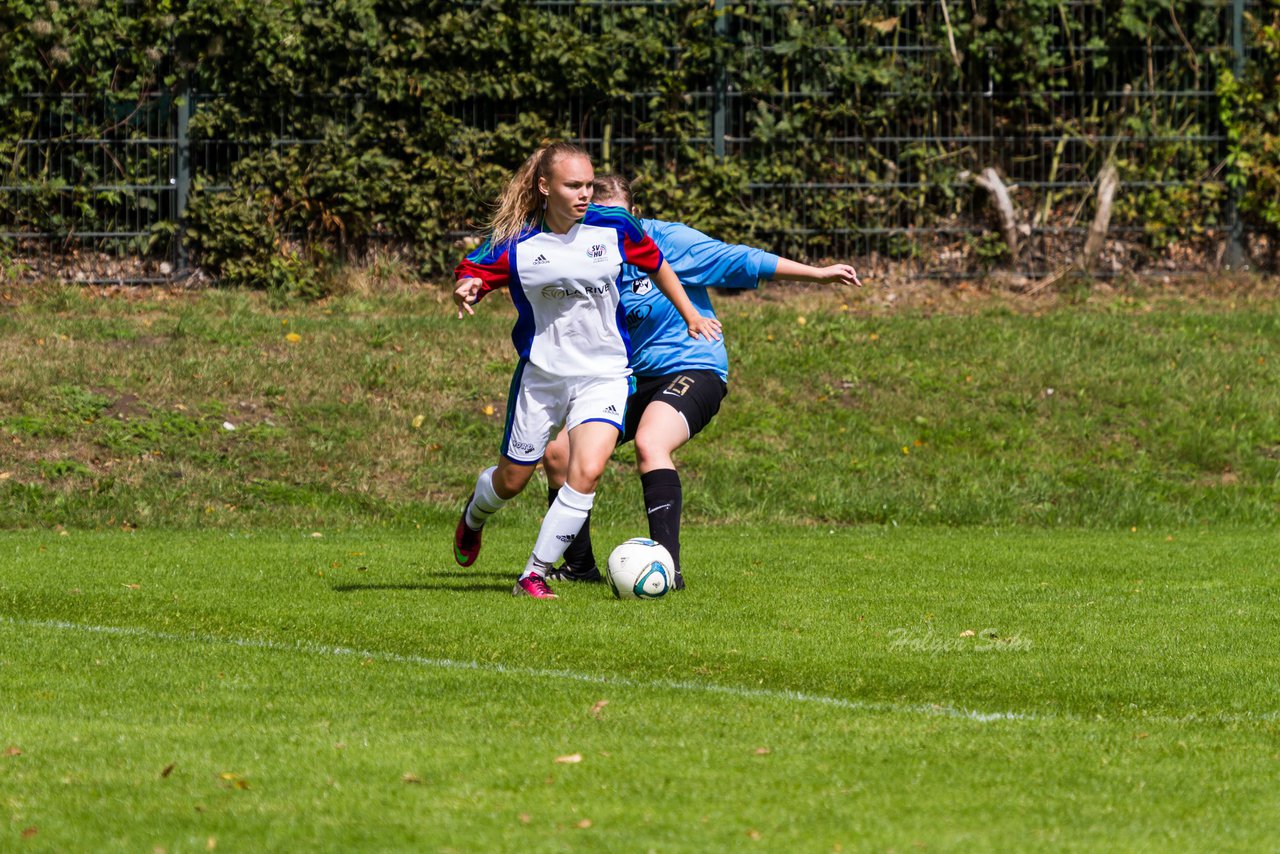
[0,0,1262,285]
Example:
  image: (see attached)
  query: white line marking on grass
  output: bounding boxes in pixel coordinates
[6,616,1033,724]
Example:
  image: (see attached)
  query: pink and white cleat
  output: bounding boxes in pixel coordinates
[512,574,558,599]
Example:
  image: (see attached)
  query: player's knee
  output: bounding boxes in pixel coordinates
[634,430,676,469]
[567,459,607,491]
[494,463,532,498]
[573,466,606,490]
[543,439,569,483]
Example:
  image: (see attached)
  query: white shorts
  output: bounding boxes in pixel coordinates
[501,360,631,465]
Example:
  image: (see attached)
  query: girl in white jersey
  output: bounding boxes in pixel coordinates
[451,143,721,599]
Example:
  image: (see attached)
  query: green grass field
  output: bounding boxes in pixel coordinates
[4,526,1279,851]
[2,283,1279,850]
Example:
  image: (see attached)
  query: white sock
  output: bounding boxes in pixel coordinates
[521,484,594,578]
[465,466,507,531]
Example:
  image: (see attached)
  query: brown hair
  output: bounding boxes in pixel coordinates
[488,142,591,245]
[591,173,634,211]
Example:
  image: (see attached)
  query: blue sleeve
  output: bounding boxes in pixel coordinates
[643,219,777,289]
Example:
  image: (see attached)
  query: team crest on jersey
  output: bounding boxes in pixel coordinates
[631,277,653,296]
[586,243,606,259]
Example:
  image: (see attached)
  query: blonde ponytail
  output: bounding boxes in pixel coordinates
[487,142,590,246]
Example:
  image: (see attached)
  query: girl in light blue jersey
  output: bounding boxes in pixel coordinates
[543,174,861,588]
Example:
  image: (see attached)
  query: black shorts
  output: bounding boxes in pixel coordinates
[621,370,728,445]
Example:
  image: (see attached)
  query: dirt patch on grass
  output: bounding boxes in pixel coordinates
[97,391,149,421]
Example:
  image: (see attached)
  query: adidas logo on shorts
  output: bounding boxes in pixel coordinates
[532,254,549,265]
[604,405,618,414]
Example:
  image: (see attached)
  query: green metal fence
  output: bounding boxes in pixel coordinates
[0,0,1261,284]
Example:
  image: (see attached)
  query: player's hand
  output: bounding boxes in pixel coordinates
[686,315,723,341]
[454,277,484,318]
[821,264,862,287]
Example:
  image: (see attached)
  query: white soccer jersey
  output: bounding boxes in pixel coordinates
[456,205,666,378]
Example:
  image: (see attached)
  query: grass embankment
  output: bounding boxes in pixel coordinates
[1,282,1276,530]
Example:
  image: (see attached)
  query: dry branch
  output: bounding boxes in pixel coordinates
[1080,160,1119,273]
[971,167,1020,261]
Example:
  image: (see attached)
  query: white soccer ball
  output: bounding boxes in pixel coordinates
[605,538,673,600]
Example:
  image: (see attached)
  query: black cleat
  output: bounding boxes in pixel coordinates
[545,563,604,584]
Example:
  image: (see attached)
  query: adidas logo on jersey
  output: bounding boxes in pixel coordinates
[532,254,550,265]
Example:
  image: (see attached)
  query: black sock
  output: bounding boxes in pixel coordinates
[548,486,597,570]
[640,468,682,575]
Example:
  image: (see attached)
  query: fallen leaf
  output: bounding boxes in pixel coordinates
[22,827,37,838]
[206,837,217,851]
[747,829,762,840]
[401,773,424,784]
[481,404,495,417]
[589,700,609,719]
[123,583,141,590]
[411,414,425,429]
[754,747,771,755]
[161,763,176,778]
[865,14,896,32]
[0,471,11,480]
[554,753,582,764]
[959,629,976,638]
[576,819,592,829]
[4,745,22,756]
[285,332,302,343]
[518,813,532,825]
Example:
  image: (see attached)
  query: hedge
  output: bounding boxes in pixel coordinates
[1,0,1277,289]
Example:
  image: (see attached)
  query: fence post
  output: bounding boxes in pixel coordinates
[173,82,192,274]
[1223,0,1247,270]
[713,0,727,160]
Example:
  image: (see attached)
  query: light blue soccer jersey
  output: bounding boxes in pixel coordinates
[620,219,779,382]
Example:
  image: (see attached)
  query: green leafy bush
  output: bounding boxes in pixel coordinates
[1,1,1277,283]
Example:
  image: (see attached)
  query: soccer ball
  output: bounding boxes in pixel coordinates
[605,538,673,600]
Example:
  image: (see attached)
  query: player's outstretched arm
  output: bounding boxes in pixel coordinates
[454,277,484,318]
[772,259,863,287]
[652,260,722,341]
